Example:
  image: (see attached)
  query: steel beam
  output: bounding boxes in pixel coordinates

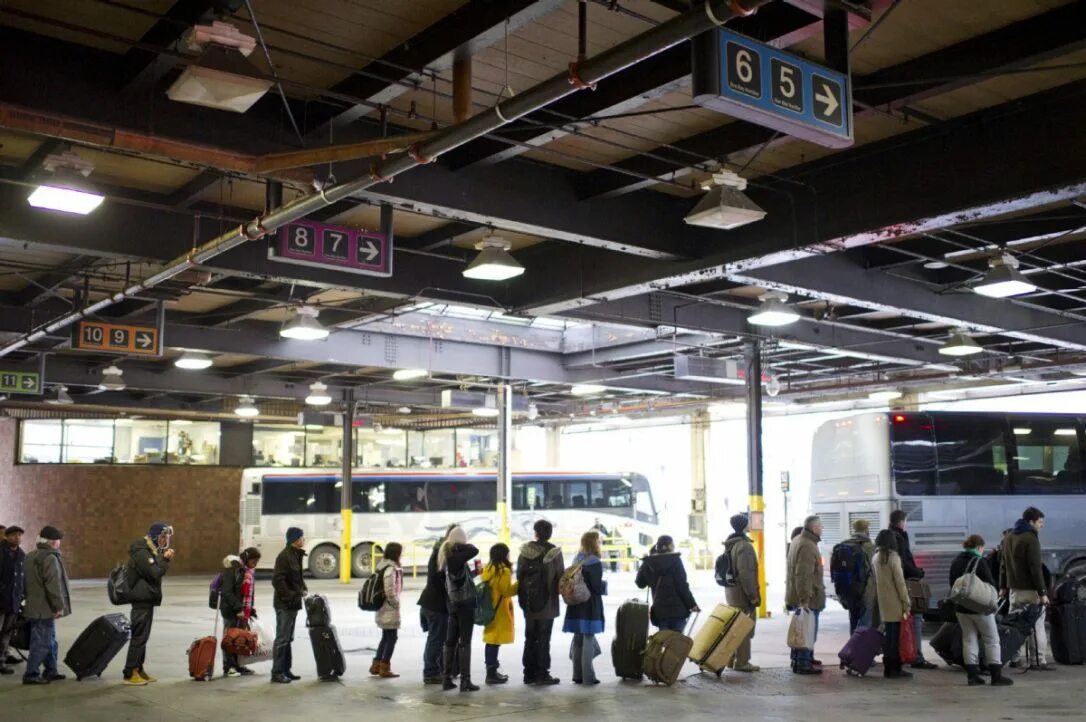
[563,333,733,368]
[119,0,236,91]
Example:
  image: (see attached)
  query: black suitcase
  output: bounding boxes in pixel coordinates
[309,625,345,680]
[612,598,650,680]
[64,613,131,680]
[1050,601,1086,664]
[930,620,1018,667]
[305,594,332,628]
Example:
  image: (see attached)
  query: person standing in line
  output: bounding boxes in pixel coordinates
[372,542,404,679]
[722,514,761,672]
[563,530,607,686]
[481,543,518,685]
[889,510,937,670]
[0,525,26,676]
[635,534,699,632]
[21,526,70,685]
[122,522,174,686]
[439,527,480,692]
[785,515,825,675]
[949,534,1012,686]
[220,547,262,677]
[418,524,458,685]
[874,529,912,680]
[1002,506,1054,670]
[843,518,878,634]
[271,527,307,684]
[517,519,564,686]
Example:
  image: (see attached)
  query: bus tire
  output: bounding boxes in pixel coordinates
[1063,559,1086,587]
[352,543,383,579]
[308,544,340,579]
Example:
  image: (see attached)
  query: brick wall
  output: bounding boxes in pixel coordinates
[0,418,243,578]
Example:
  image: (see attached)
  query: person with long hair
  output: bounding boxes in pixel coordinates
[418,524,459,685]
[562,530,607,685]
[874,529,912,679]
[481,543,519,684]
[949,534,1012,686]
[372,542,404,679]
[439,527,480,692]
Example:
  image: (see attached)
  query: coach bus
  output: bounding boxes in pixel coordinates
[240,469,660,578]
[811,411,1086,608]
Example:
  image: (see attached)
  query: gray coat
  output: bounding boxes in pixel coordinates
[516,541,565,620]
[23,543,71,620]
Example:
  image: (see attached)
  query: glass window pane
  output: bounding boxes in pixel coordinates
[19,419,62,463]
[263,481,311,514]
[512,480,547,511]
[891,414,937,496]
[356,428,405,468]
[114,419,167,464]
[422,429,454,468]
[303,426,341,468]
[1011,418,1083,494]
[933,415,1009,495]
[352,481,387,513]
[62,419,115,463]
[457,429,498,468]
[253,426,304,467]
[167,421,220,465]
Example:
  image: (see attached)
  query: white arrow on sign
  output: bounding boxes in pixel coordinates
[359,239,379,262]
[135,332,154,349]
[815,83,839,117]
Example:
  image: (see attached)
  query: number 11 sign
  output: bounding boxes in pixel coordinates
[269,220,392,278]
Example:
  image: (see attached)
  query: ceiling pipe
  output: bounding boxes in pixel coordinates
[452,52,473,124]
[0,0,769,360]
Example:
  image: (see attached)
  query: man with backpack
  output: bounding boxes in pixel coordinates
[721,514,761,672]
[516,519,564,686]
[832,518,876,634]
[123,522,174,686]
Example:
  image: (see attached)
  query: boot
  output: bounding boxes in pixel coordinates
[441,647,457,691]
[988,664,1014,686]
[369,659,381,676]
[486,665,509,685]
[965,665,985,686]
[459,649,480,692]
[378,661,400,679]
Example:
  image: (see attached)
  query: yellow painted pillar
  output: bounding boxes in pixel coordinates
[750,494,767,618]
[339,508,353,584]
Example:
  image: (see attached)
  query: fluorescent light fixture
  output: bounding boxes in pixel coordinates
[938,330,984,357]
[527,402,539,421]
[27,184,104,215]
[175,351,213,370]
[171,419,193,426]
[973,254,1037,298]
[382,426,404,434]
[685,170,766,230]
[1055,428,1077,436]
[397,406,412,414]
[98,365,126,391]
[923,259,949,270]
[115,418,134,427]
[46,385,73,406]
[393,368,428,381]
[869,390,903,402]
[305,381,332,406]
[234,395,259,417]
[748,293,800,327]
[167,44,272,113]
[305,424,325,431]
[280,305,329,341]
[1013,428,1032,435]
[472,407,500,418]
[462,236,524,281]
[570,384,606,397]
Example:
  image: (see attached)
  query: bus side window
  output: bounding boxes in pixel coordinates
[933,415,1009,495]
[890,416,936,496]
[1010,418,1084,495]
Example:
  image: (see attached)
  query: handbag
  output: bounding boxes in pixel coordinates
[787,608,816,649]
[948,556,999,614]
[899,618,918,664]
[221,625,259,656]
[906,580,931,613]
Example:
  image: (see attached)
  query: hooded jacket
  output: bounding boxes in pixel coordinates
[1002,518,1046,594]
[785,528,825,610]
[23,543,71,620]
[0,540,26,614]
[844,532,877,612]
[220,556,256,620]
[126,538,169,607]
[481,563,518,645]
[723,533,761,609]
[272,545,308,611]
[516,540,565,620]
[636,551,698,623]
[375,558,403,630]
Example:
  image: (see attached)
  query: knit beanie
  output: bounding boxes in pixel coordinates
[730,513,750,534]
[40,525,63,541]
[148,521,173,538]
[286,527,305,544]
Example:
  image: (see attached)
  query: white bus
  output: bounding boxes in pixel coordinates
[811,411,1086,608]
[240,469,660,578]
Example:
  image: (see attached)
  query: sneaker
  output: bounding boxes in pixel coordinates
[287,672,301,681]
[1030,663,1056,671]
[733,663,760,673]
[888,670,914,679]
[271,674,292,684]
[910,661,938,670]
[137,668,157,684]
[224,668,240,677]
[123,675,148,687]
[23,676,50,685]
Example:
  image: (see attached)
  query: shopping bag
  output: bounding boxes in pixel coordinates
[899,618,918,664]
[787,609,816,649]
[239,617,273,665]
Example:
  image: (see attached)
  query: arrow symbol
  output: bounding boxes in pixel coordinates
[135,332,153,349]
[21,376,36,389]
[815,83,839,117]
[360,239,379,262]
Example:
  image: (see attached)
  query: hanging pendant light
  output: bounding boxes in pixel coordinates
[973,254,1037,298]
[748,292,800,327]
[939,330,984,357]
[98,365,126,391]
[234,395,259,417]
[175,350,213,370]
[462,236,524,281]
[280,305,329,341]
[305,381,332,406]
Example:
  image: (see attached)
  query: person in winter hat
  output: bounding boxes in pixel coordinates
[22,526,70,685]
[271,527,307,683]
[123,522,174,686]
[636,534,699,632]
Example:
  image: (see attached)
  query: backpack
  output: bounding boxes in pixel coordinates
[518,552,549,614]
[445,565,476,607]
[714,551,736,587]
[208,572,223,610]
[474,579,498,626]
[559,563,591,606]
[358,567,387,612]
[107,563,131,606]
[830,540,870,610]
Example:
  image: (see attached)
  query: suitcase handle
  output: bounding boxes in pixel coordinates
[685,611,700,636]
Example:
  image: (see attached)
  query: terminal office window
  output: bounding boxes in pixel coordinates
[18,418,220,465]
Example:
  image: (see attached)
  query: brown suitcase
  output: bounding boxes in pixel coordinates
[690,604,755,675]
[642,629,693,686]
[188,636,217,681]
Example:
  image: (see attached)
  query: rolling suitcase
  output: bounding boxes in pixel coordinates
[642,628,693,686]
[188,605,220,681]
[838,626,883,677]
[63,613,131,680]
[612,598,650,680]
[931,622,963,667]
[305,594,332,627]
[1049,580,1086,664]
[689,604,755,676]
[309,625,346,680]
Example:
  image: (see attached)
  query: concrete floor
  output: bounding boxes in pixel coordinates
[3,571,1083,721]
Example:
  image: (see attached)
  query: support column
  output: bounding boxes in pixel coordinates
[823,2,850,74]
[453,53,473,124]
[339,389,354,584]
[745,341,767,618]
[545,426,562,468]
[497,384,512,544]
[689,410,709,545]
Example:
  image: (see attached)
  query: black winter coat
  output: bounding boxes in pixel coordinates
[272,545,307,611]
[891,527,924,580]
[126,539,169,607]
[443,543,479,612]
[417,541,448,614]
[948,551,997,616]
[0,542,26,614]
[219,561,251,619]
[635,552,697,624]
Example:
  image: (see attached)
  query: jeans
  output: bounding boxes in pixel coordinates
[571,633,597,684]
[522,618,554,680]
[272,608,298,676]
[422,609,447,677]
[1010,589,1048,664]
[485,643,500,669]
[790,609,820,668]
[883,621,902,676]
[376,629,398,662]
[957,612,1000,667]
[124,605,153,676]
[23,618,57,680]
[912,613,928,662]
[655,617,688,632]
[849,605,873,635]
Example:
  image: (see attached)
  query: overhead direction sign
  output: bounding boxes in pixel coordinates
[72,320,161,357]
[269,220,392,278]
[693,28,853,148]
[0,370,41,395]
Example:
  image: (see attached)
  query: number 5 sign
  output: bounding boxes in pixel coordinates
[270,220,392,278]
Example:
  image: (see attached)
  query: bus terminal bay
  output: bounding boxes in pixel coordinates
[1,1,1086,720]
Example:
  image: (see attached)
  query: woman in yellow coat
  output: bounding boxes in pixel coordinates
[481,543,518,684]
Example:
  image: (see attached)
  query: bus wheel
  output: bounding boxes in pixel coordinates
[1064,560,1086,588]
[352,543,383,579]
[308,544,340,579]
